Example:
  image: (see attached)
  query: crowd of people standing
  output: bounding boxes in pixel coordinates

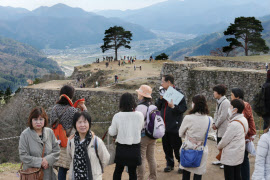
[18,70,270,180]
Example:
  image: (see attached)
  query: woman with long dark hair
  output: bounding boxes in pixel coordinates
[50,85,87,180]
[179,95,213,180]
[109,92,144,180]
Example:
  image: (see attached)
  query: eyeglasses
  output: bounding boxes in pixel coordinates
[33,118,45,123]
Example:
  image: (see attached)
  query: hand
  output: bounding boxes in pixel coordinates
[212,124,217,130]
[41,158,49,169]
[78,103,87,111]
[168,99,175,108]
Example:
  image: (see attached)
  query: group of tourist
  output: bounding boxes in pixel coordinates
[18,70,270,180]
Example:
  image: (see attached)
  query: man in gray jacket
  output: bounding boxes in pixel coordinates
[211,84,230,169]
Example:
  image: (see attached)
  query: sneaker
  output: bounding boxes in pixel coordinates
[220,165,224,169]
[178,168,183,174]
[164,166,174,172]
[212,161,221,165]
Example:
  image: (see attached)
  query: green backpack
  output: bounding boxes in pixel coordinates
[252,86,266,116]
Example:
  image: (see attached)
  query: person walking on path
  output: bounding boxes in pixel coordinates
[179,95,213,180]
[67,111,110,180]
[19,107,60,180]
[231,88,256,180]
[211,84,230,169]
[155,74,187,174]
[109,93,144,180]
[217,99,248,180]
[252,122,270,180]
[115,75,118,84]
[50,85,87,180]
[136,85,157,180]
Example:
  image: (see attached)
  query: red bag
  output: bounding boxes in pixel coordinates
[52,123,69,148]
[52,106,71,147]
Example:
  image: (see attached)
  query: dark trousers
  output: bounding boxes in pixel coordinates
[182,170,202,180]
[224,164,242,180]
[58,167,68,180]
[241,150,250,180]
[113,164,137,180]
[263,115,270,130]
[162,132,182,167]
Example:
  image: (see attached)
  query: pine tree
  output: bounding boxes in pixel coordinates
[223,17,269,56]
[101,26,132,60]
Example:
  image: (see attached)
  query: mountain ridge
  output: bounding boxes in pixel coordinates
[0,4,156,49]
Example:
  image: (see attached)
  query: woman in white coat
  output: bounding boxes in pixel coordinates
[217,99,248,180]
[252,125,270,180]
[67,111,110,180]
[179,95,212,180]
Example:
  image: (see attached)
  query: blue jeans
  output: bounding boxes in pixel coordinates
[58,167,68,180]
[241,150,250,180]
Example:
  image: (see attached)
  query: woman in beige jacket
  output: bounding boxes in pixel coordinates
[179,95,212,180]
[67,111,110,180]
[217,99,248,180]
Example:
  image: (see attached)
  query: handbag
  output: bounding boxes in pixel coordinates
[180,117,211,168]
[18,144,45,180]
[216,119,246,161]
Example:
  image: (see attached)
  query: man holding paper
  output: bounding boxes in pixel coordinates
[155,74,187,174]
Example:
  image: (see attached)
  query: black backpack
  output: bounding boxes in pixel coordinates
[252,86,266,116]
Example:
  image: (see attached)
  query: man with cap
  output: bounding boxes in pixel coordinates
[136,85,157,180]
[155,74,187,174]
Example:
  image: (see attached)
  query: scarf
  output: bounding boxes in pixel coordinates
[73,131,93,180]
[59,94,85,110]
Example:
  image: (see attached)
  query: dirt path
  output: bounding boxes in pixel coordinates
[1,139,256,180]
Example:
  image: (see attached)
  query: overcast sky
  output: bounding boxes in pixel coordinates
[0,0,169,11]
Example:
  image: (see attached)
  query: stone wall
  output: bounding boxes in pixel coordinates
[161,61,267,103]
[160,61,206,100]
[185,57,266,70]
[21,88,134,122]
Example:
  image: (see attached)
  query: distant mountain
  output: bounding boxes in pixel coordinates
[0,4,156,49]
[0,6,29,20]
[153,16,270,60]
[0,36,64,91]
[96,0,270,34]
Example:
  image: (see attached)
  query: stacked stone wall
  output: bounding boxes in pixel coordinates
[185,57,266,70]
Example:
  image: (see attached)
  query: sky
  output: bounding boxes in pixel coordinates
[0,0,169,11]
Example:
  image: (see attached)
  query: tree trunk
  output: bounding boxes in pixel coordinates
[114,37,117,60]
[115,48,118,61]
[245,35,248,56]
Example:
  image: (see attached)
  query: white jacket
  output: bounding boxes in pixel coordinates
[179,113,213,175]
[67,135,110,180]
[217,113,248,166]
[252,130,270,180]
[108,111,144,145]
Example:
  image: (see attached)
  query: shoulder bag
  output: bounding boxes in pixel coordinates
[18,144,45,180]
[180,117,211,167]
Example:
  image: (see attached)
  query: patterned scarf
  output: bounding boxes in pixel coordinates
[73,131,93,180]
